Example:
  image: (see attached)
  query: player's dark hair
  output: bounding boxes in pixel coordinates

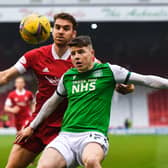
[68,35,93,48]
[53,12,77,30]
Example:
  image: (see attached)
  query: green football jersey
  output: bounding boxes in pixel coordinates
[61,63,128,136]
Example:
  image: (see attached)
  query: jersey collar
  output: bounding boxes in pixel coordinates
[16,89,26,95]
[52,44,71,60]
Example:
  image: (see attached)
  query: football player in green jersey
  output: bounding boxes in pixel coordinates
[16,35,168,168]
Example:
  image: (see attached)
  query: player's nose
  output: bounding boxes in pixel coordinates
[74,54,81,60]
[58,27,64,34]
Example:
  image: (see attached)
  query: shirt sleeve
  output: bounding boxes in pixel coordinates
[129,72,168,89]
[108,63,130,83]
[14,56,27,74]
[5,98,13,106]
[56,75,67,97]
[14,49,36,74]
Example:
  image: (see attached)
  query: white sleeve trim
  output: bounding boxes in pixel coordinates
[129,72,168,89]
[14,56,27,74]
[57,75,67,96]
[108,63,129,83]
[5,98,13,106]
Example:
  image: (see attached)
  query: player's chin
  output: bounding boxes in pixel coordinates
[75,66,82,71]
[76,66,88,72]
[54,39,66,45]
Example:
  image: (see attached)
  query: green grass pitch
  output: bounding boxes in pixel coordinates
[1,134,168,168]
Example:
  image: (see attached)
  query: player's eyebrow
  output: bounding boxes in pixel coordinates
[55,23,71,27]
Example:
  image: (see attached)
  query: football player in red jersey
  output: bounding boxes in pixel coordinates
[0,13,134,168]
[1,12,77,168]
[4,76,34,131]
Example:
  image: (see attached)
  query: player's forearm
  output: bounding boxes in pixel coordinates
[129,72,168,89]
[4,106,15,113]
[0,67,19,86]
[30,92,64,130]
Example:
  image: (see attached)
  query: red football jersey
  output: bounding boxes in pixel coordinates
[5,89,33,131]
[15,44,73,127]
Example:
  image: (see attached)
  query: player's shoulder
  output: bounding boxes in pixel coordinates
[7,90,16,97]
[64,67,78,76]
[94,62,110,69]
[25,90,33,95]
[24,44,52,57]
[38,44,52,52]
[106,63,128,72]
[63,63,110,76]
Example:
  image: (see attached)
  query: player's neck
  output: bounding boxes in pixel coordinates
[78,62,94,73]
[54,44,69,58]
[16,88,24,92]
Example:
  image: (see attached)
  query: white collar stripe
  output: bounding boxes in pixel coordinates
[52,44,71,60]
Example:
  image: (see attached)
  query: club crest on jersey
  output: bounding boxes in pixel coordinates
[14,98,19,102]
[92,69,103,77]
[73,75,76,80]
[24,96,28,101]
[72,79,96,94]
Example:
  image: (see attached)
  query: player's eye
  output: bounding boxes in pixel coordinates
[55,25,61,30]
[71,51,75,56]
[78,49,85,54]
[63,26,71,31]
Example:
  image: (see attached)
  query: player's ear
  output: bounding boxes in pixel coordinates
[72,30,77,38]
[91,49,95,56]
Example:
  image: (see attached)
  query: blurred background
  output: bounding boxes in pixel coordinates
[0,0,168,168]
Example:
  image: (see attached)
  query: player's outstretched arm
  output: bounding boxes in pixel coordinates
[109,64,168,89]
[129,72,168,89]
[0,66,19,86]
[4,105,20,114]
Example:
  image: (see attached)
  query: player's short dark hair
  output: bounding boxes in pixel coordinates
[68,35,93,48]
[53,12,77,30]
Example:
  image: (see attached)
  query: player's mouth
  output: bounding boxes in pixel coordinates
[56,37,64,41]
[75,61,82,67]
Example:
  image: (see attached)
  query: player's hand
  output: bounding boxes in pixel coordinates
[115,83,135,95]
[15,126,34,143]
[12,106,20,114]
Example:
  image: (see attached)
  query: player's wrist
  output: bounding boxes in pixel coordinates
[29,124,35,131]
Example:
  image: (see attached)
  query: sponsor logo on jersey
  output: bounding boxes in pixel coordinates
[45,76,60,86]
[42,67,50,73]
[17,102,27,106]
[72,79,96,94]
